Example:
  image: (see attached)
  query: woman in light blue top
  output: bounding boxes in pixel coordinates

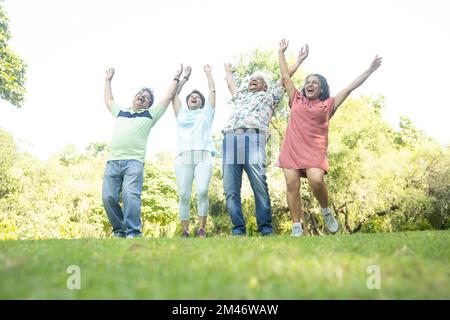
[171,65,216,237]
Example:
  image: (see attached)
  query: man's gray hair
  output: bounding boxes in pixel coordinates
[249,71,272,88]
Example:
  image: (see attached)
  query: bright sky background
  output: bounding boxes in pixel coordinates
[1,0,449,160]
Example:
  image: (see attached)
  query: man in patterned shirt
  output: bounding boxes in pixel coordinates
[223,48,307,236]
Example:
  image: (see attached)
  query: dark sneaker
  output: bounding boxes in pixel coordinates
[112,233,125,238]
[196,228,206,238]
[181,230,189,238]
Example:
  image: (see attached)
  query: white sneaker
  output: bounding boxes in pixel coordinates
[322,210,339,233]
[290,223,304,237]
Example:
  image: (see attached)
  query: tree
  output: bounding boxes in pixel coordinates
[0,127,19,198]
[85,142,109,157]
[0,1,27,108]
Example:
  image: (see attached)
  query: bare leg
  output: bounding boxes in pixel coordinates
[283,168,310,236]
[306,168,328,208]
[181,220,189,233]
[306,168,339,233]
[198,216,207,229]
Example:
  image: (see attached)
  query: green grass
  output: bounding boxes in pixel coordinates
[1,230,449,299]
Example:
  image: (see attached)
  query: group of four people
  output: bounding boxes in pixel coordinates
[101,40,382,238]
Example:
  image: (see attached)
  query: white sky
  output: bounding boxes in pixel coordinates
[1,0,449,160]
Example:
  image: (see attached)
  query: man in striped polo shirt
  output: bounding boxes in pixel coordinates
[102,65,183,238]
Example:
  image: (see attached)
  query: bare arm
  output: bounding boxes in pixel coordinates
[176,66,191,95]
[333,55,382,111]
[224,63,238,96]
[278,40,309,104]
[157,63,183,109]
[172,66,191,116]
[104,68,115,112]
[278,42,309,86]
[204,64,216,108]
[278,39,297,104]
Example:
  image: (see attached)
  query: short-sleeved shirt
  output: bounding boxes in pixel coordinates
[278,90,335,176]
[176,102,215,156]
[108,102,167,163]
[223,83,285,132]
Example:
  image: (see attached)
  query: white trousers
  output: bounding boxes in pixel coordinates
[175,150,213,221]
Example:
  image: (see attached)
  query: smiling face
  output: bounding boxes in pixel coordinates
[187,93,203,110]
[186,90,205,110]
[132,89,152,110]
[303,75,323,100]
[248,75,268,93]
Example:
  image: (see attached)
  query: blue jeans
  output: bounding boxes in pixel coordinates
[102,160,144,237]
[222,132,272,235]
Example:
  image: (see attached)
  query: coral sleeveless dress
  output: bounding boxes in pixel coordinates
[278,90,335,177]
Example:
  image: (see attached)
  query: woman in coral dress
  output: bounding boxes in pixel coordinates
[277,39,382,236]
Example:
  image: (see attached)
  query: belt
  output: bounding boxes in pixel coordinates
[222,128,267,135]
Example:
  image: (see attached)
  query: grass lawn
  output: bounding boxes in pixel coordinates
[0,230,449,299]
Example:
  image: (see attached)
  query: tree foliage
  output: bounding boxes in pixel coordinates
[0,48,448,239]
[0,1,27,108]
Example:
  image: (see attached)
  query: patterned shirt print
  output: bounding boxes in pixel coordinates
[223,83,285,132]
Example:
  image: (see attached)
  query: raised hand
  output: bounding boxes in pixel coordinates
[105,68,115,81]
[279,39,289,53]
[184,66,192,79]
[297,44,309,62]
[333,54,383,111]
[224,63,233,73]
[175,63,183,79]
[369,55,382,72]
[224,63,237,95]
[203,64,212,74]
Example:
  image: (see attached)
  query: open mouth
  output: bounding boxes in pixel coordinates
[306,88,315,94]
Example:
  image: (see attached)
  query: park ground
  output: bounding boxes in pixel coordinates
[0,230,449,299]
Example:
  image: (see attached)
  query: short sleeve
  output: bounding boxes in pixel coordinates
[271,83,286,107]
[110,102,121,117]
[288,90,302,109]
[204,101,215,124]
[231,87,245,103]
[148,104,168,125]
[175,105,188,120]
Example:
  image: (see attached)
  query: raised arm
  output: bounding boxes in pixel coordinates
[203,64,216,108]
[104,68,115,112]
[177,66,192,95]
[278,41,309,85]
[156,63,183,109]
[333,55,382,111]
[172,66,191,116]
[278,39,297,103]
[224,63,238,96]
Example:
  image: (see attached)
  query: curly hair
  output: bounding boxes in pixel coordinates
[301,74,330,101]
